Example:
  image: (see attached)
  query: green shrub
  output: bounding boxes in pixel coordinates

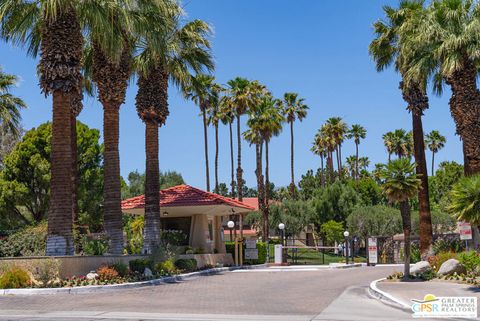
[81,234,109,256]
[129,259,154,274]
[194,247,205,254]
[410,244,421,264]
[155,259,176,275]
[458,251,480,273]
[96,265,119,281]
[225,241,267,265]
[0,266,31,288]
[433,238,465,255]
[174,258,197,272]
[0,223,47,257]
[111,262,129,277]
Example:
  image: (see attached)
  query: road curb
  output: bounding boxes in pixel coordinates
[329,263,364,269]
[368,278,411,312]
[0,264,268,296]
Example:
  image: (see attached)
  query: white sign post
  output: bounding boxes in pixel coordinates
[368,237,378,265]
[274,244,283,264]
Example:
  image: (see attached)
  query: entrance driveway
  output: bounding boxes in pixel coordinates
[0,265,419,320]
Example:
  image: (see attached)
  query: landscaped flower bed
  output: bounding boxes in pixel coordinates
[0,257,213,289]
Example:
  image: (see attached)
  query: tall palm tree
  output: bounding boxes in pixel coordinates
[319,124,337,183]
[311,133,327,187]
[448,175,480,229]
[223,78,265,202]
[382,132,395,162]
[280,93,308,196]
[206,83,221,193]
[218,98,236,197]
[370,1,434,257]
[0,1,108,255]
[401,0,480,175]
[345,155,356,178]
[184,74,217,192]
[425,130,446,176]
[135,11,213,253]
[380,158,421,279]
[0,67,26,136]
[325,117,348,175]
[358,156,370,171]
[346,124,366,180]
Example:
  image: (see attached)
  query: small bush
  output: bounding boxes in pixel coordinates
[81,234,109,256]
[111,262,129,277]
[433,238,464,255]
[225,241,267,264]
[428,251,458,272]
[410,244,421,264]
[458,251,480,273]
[129,259,154,274]
[0,222,47,257]
[174,258,197,272]
[30,258,60,287]
[0,266,31,289]
[194,247,205,254]
[184,246,193,254]
[96,265,119,281]
[155,259,176,275]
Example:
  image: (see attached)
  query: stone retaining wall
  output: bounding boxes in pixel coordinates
[178,253,234,268]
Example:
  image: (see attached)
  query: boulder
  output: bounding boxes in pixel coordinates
[86,272,98,280]
[411,261,431,276]
[143,267,153,277]
[437,259,467,276]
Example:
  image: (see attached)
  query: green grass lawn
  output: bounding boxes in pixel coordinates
[267,244,366,265]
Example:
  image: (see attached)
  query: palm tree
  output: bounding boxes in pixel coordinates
[218,98,236,197]
[425,130,446,176]
[0,67,26,136]
[358,156,370,172]
[280,93,308,196]
[345,155,356,178]
[401,0,480,175]
[184,74,217,192]
[370,1,434,257]
[135,11,213,253]
[346,124,366,180]
[0,1,119,255]
[223,78,265,202]
[382,132,395,162]
[311,133,328,187]
[326,117,348,175]
[380,158,421,279]
[448,175,480,228]
[319,125,337,183]
[206,83,222,193]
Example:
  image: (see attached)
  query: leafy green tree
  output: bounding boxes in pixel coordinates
[320,220,344,245]
[269,200,314,238]
[347,205,402,239]
[312,181,361,226]
[0,122,103,230]
[346,124,367,180]
[448,175,480,227]
[379,158,421,278]
[429,161,464,205]
[121,170,185,199]
[349,177,384,206]
[298,169,321,200]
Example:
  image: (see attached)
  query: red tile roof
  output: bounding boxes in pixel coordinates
[121,184,256,211]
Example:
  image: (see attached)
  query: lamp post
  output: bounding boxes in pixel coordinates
[343,231,349,265]
[227,220,234,242]
[278,223,285,264]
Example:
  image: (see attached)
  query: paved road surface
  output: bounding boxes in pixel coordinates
[0,265,452,320]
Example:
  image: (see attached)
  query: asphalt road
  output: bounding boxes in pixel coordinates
[0,265,431,321]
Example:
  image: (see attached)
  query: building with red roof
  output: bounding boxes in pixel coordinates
[121,184,255,253]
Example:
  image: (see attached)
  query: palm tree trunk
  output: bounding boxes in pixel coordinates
[202,108,210,192]
[71,114,79,253]
[214,123,219,194]
[335,147,340,176]
[400,200,411,279]
[229,122,235,197]
[431,151,435,176]
[355,142,359,181]
[46,92,74,256]
[412,112,433,258]
[320,155,325,187]
[143,121,161,254]
[327,151,334,183]
[445,62,480,175]
[265,139,270,203]
[236,114,243,202]
[103,103,124,254]
[289,121,295,196]
[255,143,267,239]
[338,144,343,175]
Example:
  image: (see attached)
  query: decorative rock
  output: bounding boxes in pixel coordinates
[410,261,431,276]
[86,272,98,280]
[143,267,153,277]
[437,259,467,276]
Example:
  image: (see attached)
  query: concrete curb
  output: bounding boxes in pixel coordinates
[368,278,411,312]
[1,264,268,296]
[329,263,364,269]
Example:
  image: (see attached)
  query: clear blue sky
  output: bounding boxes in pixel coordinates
[0,0,460,190]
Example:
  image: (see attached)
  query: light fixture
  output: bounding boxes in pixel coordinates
[278,223,285,230]
[163,211,169,216]
[227,220,235,229]
[343,231,349,237]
